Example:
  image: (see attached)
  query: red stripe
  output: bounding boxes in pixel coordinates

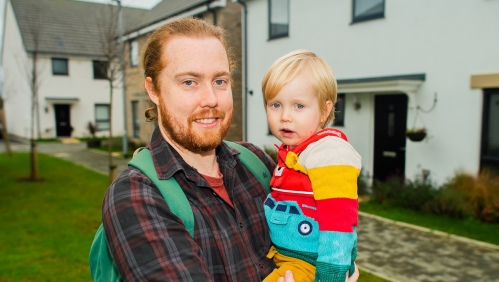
[316,198,358,232]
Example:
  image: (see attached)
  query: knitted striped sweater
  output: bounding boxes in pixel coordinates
[264,128,362,281]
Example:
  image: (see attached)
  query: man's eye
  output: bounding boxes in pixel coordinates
[215,79,226,86]
[184,80,194,86]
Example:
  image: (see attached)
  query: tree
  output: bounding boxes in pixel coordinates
[95,2,124,184]
[17,2,45,181]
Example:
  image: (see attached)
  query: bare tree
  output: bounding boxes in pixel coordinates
[20,2,45,181]
[96,2,124,184]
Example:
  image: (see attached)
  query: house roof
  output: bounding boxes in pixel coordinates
[10,0,147,57]
[125,0,213,35]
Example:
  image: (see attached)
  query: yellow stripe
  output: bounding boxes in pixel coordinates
[308,165,360,200]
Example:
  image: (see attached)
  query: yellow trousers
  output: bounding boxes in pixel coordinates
[263,246,315,282]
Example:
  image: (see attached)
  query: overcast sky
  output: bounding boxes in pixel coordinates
[76,0,162,9]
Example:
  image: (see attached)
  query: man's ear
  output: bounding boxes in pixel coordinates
[145,77,159,105]
[321,100,333,124]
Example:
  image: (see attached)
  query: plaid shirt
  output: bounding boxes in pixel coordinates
[103,128,276,281]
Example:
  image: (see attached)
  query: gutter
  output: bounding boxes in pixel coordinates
[235,0,248,141]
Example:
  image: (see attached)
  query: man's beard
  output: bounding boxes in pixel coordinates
[158,97,233,153]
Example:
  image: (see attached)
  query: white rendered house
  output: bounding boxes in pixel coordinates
[241,0,499,185]
[1,0,144,140]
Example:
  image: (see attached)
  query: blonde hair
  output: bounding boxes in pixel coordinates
[261,49,337,127]
[143,18,233,122]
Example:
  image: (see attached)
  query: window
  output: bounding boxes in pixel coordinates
[95,104,110,130]
[268,0,289,39]
[333,94,345,127]
[93,60,108,79]
[481,89,499,173]
[131,101,140,138]
[52,58,68,75]
[352,0,385,23]
[130,40,138,67]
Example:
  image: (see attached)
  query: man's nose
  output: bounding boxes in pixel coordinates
[200,84,218,108]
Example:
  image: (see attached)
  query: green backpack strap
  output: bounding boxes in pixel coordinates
[223,141,271,194]
[129,149,195,238]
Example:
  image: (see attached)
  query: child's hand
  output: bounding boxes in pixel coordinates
[277,270,294,282]
[347,263,359,282]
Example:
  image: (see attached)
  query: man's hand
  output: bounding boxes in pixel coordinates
[348,263,359,282]
[276,263,359,282]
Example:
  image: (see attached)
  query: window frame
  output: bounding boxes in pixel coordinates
[351,0,385,24]
[333,93,346,127]
[129,40,139,68]
[268,0,289,40]
[94,103,110,131]
[131,101,140,138]
[480,88,499,172]
[51,58,69,76]
[92,60,108,80]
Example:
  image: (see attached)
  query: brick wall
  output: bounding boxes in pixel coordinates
[123,4,243,145]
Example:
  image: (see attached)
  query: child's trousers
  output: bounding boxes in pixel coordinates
[263,246,315,282]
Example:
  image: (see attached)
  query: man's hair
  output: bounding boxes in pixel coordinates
[143,18,233,122]
[261,49,337,127]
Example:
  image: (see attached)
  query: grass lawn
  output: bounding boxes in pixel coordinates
[360,200,499,246]
[0,153,108,281]
[0,153,391,282]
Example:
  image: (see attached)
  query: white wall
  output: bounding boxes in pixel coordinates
[1,0,124,140]
[245,0,499,184]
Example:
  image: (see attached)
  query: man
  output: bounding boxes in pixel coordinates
[102,18,359,281]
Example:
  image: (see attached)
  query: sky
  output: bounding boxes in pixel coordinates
[76,0,162,9]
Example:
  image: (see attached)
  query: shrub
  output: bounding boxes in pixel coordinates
[357,169,370,196]
[371,177,438,211]
[446,169,499,223]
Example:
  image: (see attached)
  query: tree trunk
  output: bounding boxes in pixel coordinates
[30,52,39,180]
[0,107,12,156]
[108,81,116,184]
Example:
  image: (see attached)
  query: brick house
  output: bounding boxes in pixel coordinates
[122,0,243,146]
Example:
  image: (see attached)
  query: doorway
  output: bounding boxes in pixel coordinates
[54,104,71,137]
[373,94,408,181]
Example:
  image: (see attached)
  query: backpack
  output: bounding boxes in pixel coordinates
[89,141,272,282]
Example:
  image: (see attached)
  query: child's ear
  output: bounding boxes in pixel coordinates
[321,100,333,124]
[145,77,160,105]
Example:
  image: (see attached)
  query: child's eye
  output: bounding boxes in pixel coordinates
[269,102,281,108]
[295,104,305,109]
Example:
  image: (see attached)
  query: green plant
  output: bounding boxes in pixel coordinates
[406,127,426,134]
[446,169,499,223]
[357,169,370,196]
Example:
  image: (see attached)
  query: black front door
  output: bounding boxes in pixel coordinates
[373,94,408,181]
[54,104,71,137]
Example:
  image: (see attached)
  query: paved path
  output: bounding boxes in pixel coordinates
[1,140,499,281]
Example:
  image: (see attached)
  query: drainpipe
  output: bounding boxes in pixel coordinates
[206,0,217,25]
[236,0,248,141]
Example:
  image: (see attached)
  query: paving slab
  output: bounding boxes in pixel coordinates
[357,214,499,281]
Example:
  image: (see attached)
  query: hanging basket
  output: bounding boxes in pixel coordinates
[406,130,427,142]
